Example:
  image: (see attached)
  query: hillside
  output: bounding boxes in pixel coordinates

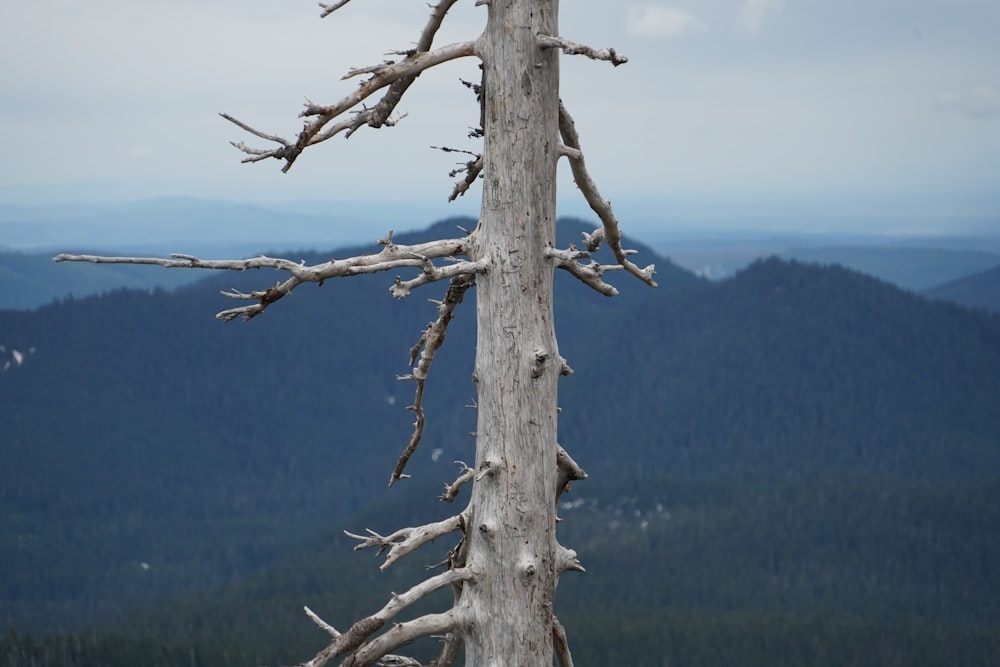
[2,221,999,665]
[0,250,207,311]
[923,263,1000,312]
[781,244,1000,291]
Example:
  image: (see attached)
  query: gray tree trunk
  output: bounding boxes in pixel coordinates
[54,1,656,664]
[463,2,562,664]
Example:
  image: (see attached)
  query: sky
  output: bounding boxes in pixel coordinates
[1,0,999,237]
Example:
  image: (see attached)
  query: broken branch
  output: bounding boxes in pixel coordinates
[536,34,628,66]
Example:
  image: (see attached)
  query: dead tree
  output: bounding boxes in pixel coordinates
[55,1,655,665]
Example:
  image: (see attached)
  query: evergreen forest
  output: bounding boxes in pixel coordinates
[1,218,998,666]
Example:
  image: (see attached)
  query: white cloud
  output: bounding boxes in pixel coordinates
[936,85,1000,120]
[626,4,708,39]
[742,0,782,35]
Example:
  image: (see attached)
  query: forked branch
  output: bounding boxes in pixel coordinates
[302,569,471,667]
[225,0,473,172]
[546,246,621,297]
[346,514,465,571]
[440,461,475,503]
[557,100,657,288]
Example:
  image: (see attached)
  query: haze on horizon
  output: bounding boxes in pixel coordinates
[1,0,998,240]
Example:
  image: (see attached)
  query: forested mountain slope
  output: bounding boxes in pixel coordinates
[923,263,1000,312]
[2,220,998,665]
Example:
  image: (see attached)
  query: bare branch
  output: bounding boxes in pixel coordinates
[304,569,472,667]
[428,632,463,667]
[225,37,476,171]
[306,605,342,639]
[343,60,398,80]
[345,514,464,571]
[556,444,587,501]
[558,100,658,288]
[545,246,620,297]
[228,1,471,173]
[556,544,585,576]
[318,0,353,18]
[389,259,485,300]
[536,34,628,66]
[440,461,475,503]
[447,155,483,201]
[54,236,473,322]
[345,611,459,667]
[557,144,583,161]
[302,42,476,120]
[390,273,476,485]
[553,616,576,667]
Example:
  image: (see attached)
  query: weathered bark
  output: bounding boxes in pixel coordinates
[461,2,562,664]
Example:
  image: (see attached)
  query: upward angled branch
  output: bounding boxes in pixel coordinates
[224,0,473,172]
[302,569,471,667]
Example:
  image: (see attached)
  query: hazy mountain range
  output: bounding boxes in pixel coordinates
[2,198,998,312]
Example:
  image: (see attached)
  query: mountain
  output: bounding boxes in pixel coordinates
[923,263,1000,312]
[2,221,999,665]
[0,250,210,311]
[781,244,1000,291]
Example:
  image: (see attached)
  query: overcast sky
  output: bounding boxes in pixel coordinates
[1,0,998,235]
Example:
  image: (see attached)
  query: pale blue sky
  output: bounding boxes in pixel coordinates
[1,0,998,236]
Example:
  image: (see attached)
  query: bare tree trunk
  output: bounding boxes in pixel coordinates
[55,2,657,664]
[462,1,561,664]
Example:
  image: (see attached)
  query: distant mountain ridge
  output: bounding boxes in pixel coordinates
[781,244,1000,290]
[4,197,1000,312]
[923,263,1000,312]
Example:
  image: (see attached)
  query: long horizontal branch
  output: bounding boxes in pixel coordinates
[536,34,628,66]
[557,100,657,288]
[54,236,475,321]
[345,513,465,571]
